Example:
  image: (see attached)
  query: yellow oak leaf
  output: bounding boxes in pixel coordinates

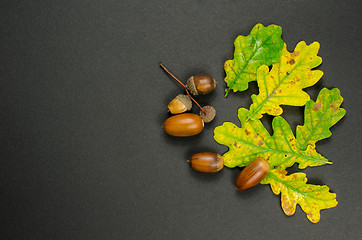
[214,108,329,170]
[261,169,338,223]
[246,41,323,122]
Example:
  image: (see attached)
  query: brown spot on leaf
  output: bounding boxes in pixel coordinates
[257,140,264,146]
[291,51,300,57]
[307,212,318,223]
[289,59,295,65]
[282,200,296,216]
[330,103,339,112]
[254,134,258,138]
[286,71,290,75]
[245,129,251,135]
[307,72,312,79]
[313,103,322,111]
[291,175,298,180]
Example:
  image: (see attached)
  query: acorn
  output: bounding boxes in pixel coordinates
[167,94,192,114]
[186,74,216,95]
[163,113,204,137]
[200,105,216,123]
[236,158,270,191]
[188,152,224,173]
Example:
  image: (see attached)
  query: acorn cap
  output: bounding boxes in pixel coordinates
[175,94,192,110]
[168,94,192,114]
[186,76,198,95]
[200,105,216,123]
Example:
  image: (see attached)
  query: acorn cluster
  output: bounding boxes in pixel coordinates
[161,64,269,191]
[161,64,217,130]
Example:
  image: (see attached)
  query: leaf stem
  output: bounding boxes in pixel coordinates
[160,63,206,113]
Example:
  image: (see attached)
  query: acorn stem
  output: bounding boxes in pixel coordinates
[185,88,206,114]
[160,63,206,114]
[160,63,186,88]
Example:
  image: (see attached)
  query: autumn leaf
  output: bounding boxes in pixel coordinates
[214,88,345,222]
[245,41,323,122]
[260,169,338,223]
[224,23,284,96]
[296,88,346,150]
[214,89,345,169]
[214,108,329,170]
[215,23,345,223]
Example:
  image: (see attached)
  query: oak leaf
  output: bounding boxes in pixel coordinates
[214,108,329,170]
[296,88,346,150]
[224,23,284,96]
[214,88,345,223]
[261,169,338,223]
[214,88,345,169]
[246,41,323,122]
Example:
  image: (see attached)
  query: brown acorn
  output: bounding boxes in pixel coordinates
[188,152,224,173]
[168,94,192,114]
[163,113,204,137]
[236,158,270,190]
[186,74,216,95]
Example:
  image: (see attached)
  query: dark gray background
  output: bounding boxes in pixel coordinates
[1,0,361,239]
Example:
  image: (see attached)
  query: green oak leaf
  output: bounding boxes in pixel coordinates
[224,23,284,96]
[296,88,346,150]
